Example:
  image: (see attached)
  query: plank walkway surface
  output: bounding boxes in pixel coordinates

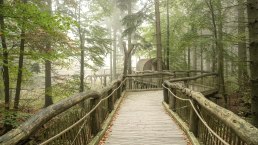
[103,91,188,145]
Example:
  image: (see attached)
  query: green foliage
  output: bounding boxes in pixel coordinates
[0,109,31,128]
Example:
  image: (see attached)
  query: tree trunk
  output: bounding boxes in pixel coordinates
[44,0,53,107]
[193,47,197,70]
[201,47,203,71]
[155,0,162,71]
[113,28,117,79]
[0,0,13,132]
[79,33,85,92]
[78,4,85,92]
[0,0,10,111]
[247,0,258,127]
[123,43,128,76]
[44,59,53,107]
[14,0,27,110]
[188,47,191,70]
[166,0,170,70]
[238,0,248,90]
[207,0,226,106]
[217,0,226,107]
[127,1,132,74]
[211,44,216,72]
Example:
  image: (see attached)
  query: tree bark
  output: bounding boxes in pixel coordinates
[238,0,248,90]
[155,0,162,71]
[0,0,10,110]
[207,0,226,107]
[0,0,13,132]
[247,0,258,127]
[112,28,117,79]
[166,0,170,70]
[217,0,226,107]
[44,0,53,107]
[193,47,197,70]
[14,0,27,110]
[188,47,191,70]
[127,0,132,74]
[79,4,85,92]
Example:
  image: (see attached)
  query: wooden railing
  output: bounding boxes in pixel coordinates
[2,70,257,145]
[125,72,174,90]
[126,70,216,91]
[0,78,125,145]
[163,73,258,145]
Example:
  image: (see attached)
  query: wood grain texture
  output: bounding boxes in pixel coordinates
[103,91,188,145]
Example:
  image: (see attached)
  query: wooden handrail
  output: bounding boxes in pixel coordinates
[163,74,258,145]
[0,91,99,145]
[168,72,218,82]
[127,71,174,77]
[0,78,124,145]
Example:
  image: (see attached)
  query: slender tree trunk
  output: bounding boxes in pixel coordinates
[201,47,203,71]
[78,4,85,92]
[112,28,117,79]
[14,30,25,110]
[184,49,187,69]
[207,0,226,106]
[127,1,132,74]
[0,0,13,132]
[188,47,191,70]
[193,47,197,70]
[238,0,248,90]
[217,0,226,107]
[109,27,113,81]
[44,0,53,107]
[247,0,258,127]
[14,0,27,110]
[79,33,85,92]
[0,0,10,111]
[166,0,170,70]
[45,58,53,107]
[155,0,162,71]
[123,43,128,76]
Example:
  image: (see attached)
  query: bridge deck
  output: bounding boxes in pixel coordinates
[102,91,189,145]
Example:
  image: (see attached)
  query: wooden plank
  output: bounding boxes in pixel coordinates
[102,91,188,145]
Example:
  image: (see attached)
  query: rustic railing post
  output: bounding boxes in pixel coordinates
[189,99,199,137]
[170,88,176,111]
[163,83,169,103]
[184,80,189,88]
[187,71,190,77]
[104,76,107,86]
[91,95,101,136]
[113,82,118,101]
[117,81,121,99]
[108,89,114,112]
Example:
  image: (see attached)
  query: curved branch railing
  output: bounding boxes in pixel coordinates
[0,78,125,145]
[163,73,258,145]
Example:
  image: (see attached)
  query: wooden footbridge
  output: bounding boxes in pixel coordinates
[1,71,258,145]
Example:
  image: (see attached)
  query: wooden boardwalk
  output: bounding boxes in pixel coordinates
[103,91,188,145]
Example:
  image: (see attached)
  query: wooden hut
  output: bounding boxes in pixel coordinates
[136,58,165,72]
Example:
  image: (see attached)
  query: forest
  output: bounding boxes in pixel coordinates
[0,0,258,143]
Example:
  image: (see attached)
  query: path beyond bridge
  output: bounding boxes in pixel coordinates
[103,91,188,145]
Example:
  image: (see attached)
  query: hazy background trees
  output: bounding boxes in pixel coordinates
[1,0,258,132]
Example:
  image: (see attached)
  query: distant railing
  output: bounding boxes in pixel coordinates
[126,72,174,90]
[163,73,258,145]
[0,77,125,145]
[126,70,216,91]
